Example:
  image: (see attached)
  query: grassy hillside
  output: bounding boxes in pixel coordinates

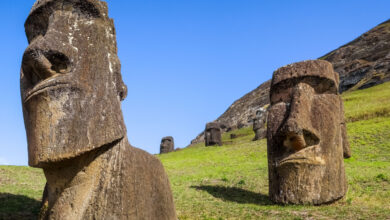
[1,82,390,219]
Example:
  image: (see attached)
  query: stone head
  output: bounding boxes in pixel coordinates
[160,136,174,154]
[267,60,348,204]
[253,108,267,131]
[21,0,127,167]
[205,122,222,146]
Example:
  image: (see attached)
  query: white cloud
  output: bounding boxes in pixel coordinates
[0,157,10,165]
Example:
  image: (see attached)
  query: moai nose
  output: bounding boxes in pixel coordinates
[22,49,71,85]
[282,83,319,152]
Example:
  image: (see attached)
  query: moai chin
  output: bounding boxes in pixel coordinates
[267,60,351,205]
[205,122,222,146]
[20,1,177,219]
[252,108,267,141]
[160,136,174,154]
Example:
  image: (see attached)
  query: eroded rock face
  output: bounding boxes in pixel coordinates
[252,108,267,141]
[160,136,174,154]
[267,60,351,205]
[21,1,177,219]
[205,122,222,146]
[323,19,390,92]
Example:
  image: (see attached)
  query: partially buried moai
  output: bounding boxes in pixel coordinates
[252,108,267,141]
[20,1,177,219]
[160,136,174,154]
[267,60,351,205]
[205,122,222,146]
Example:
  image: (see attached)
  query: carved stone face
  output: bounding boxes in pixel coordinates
[21,0,127,167]
[253,109,267,131]
[160,136,174,154]
[205,122,222,146]
[252,109,267,141]
[267,60,348,204]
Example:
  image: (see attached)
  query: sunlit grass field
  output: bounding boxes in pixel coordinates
[1,82,390,219]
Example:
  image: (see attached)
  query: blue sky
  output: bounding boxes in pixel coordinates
[0,0,389,165]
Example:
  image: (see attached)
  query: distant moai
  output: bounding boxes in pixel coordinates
[160,136,175,154]
[267,60,351,205]
[205,122,222,146]
[20,1,177,219]
[252,108,268,141]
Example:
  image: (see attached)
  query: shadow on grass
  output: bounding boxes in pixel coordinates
[191,185,273,205]
[0,193,40,220]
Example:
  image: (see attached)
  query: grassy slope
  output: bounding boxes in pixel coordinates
[1,82,390,219]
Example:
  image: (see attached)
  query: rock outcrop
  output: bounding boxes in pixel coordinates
[321,19,390,92]
[267,60,350,204]
[21,1,177,219]
[190,19,390,145]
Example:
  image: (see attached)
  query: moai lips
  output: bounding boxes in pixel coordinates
[267,60,351,205]
[21,1,177,219]
[205,122,222,146]
[160,136,175,154]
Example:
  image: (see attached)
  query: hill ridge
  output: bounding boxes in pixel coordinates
[191,18,390,145]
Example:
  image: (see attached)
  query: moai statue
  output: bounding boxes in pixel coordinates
[205,122,222,146]
[267,60,351,205]
[160,136,174,154]
[20,1,177,219]
[252,108,268,141]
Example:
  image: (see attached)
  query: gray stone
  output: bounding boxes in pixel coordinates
[21,1,177,219]
[252,108,267,141]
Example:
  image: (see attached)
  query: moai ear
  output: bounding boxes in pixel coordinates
[117,74,128,101]
[110,55,127,101]
[339,97,351,158]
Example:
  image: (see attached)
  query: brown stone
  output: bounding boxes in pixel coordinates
[20,1,177,219]
[205,122,222,146]
[160,136,175,154]
[252,108,267,141]
[267,60,351,205]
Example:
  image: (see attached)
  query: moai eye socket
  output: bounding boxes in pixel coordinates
[302,76,338,95]
[270,76,338,105]
[25,7,51,43]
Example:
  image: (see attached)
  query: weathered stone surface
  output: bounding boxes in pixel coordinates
[21,1,177,219]
[205,122,222,146]
[267,60,350,205]
[252,108,268,141]
[322,19,390,92]
[160,136,175,154]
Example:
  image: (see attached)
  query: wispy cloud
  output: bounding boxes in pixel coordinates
[0,157,10,165]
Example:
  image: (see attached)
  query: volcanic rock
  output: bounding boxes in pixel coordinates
[21,1,177,219]
[267,60,350,205]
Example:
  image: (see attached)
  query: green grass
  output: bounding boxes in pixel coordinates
[1,82,390,219]
[343,82,390,122]
[0,166,45,219]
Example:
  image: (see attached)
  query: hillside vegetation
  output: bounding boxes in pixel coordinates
[1,82,390,219]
